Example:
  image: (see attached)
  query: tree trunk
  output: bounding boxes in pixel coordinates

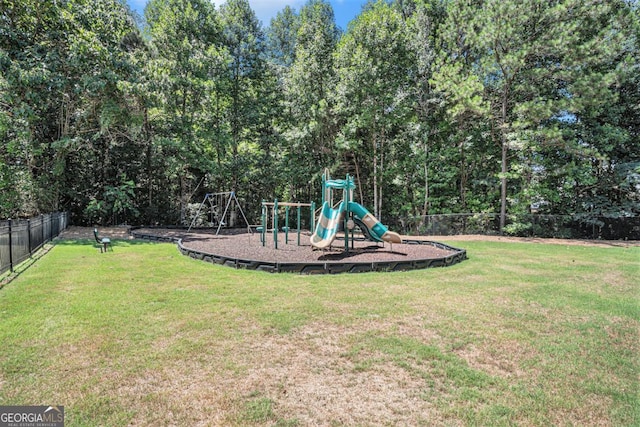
[353,153,364,204]
[180,174,186,226]
[373,132,379,219]
[422,141,429,217]
[499,87,509,234]
[500,140,507,233]
[460,138,467,212]
[500,129,508,234]
[145,107,153,221]
[378,127,384,221]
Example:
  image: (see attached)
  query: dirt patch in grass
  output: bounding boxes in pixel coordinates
[80,320,444,425]
[58,226,134,240]
[122,363,236,426]
[101,318,457,425]
[229,321,441,425]
[453,339,531,379]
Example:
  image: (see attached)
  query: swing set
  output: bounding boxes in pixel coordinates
[187,191,251,234]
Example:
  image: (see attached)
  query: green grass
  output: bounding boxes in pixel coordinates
[0,238,638,425]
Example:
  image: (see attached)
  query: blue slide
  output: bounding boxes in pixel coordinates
[348,202,402,244]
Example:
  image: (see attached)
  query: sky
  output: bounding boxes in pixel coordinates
[126,0,369,31]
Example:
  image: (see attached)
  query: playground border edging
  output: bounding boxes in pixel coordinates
[131,228,467,274]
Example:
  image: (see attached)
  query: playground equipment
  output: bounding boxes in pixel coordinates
[259,200,315,249]
[310,170,402,251]
[188,191,251,234]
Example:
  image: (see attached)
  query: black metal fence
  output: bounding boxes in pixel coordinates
[0,212,69,274]
[397,213,640,240]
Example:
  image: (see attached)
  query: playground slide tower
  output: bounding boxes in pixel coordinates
[310,170,402,249]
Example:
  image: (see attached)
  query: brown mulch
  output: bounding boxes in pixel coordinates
[134,228,457,263]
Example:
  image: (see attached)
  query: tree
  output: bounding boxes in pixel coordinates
[219,0,267,194]
[0,0,72,217]
[552,2,640,230]
[433,0,633,233]
[145,0,225,223]
[265,5,300,69]
[0,0,146,223]
[402,0,453,222]
[334,1,413,220]
[285,0,340,200]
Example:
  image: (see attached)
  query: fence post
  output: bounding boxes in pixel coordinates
[8,219,13,273]
[27,219,32,257]
[46,213,51,243]
[310,201,316,233]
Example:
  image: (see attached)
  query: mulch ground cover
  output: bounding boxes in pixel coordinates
[133,227,458,264]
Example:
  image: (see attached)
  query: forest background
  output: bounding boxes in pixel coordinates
[1,0,638,237]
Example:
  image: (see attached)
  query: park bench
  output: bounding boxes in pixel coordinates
[94,228,112,253]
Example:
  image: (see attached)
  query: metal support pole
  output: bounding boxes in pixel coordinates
[260,201,266,246]
[344,174,350,253]
[321,171,326,206]
[216,192,235,235]
[285,205,290,244]
[273,199,278,250]
[231,192,252,234]
[297,205,301,246]
[188,194,208,232]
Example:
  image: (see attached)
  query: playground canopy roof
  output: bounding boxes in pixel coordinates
[325,178,356,190]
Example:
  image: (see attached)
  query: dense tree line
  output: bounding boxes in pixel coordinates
[1,0,638,235]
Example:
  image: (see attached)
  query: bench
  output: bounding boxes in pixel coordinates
[94,228,112,253]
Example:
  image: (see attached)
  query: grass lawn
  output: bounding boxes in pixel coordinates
[0,237,638,426]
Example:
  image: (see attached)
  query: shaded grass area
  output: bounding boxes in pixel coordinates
[0,238,638,425]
